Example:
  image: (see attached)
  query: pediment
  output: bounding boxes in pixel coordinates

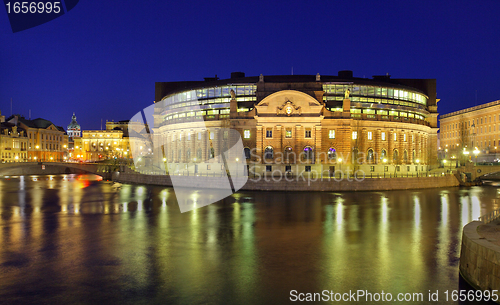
[255,90,322,115]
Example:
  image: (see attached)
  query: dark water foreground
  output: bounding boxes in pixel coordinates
[0,174,499,304]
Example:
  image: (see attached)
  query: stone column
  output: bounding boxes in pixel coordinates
[315,126,322,164]
[256,126,263,163]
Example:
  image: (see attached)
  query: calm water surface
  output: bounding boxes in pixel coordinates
[0,174,499,304]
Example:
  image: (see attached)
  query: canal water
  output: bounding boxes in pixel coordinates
[0,174,498,304]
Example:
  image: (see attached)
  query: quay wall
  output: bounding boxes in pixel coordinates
[112,172,460,192]
[459,221,500,304]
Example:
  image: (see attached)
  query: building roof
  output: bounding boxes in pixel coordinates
[155,71,437,108]
[7,115,67,134]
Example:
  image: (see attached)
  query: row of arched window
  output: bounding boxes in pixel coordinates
[165,145,423,164]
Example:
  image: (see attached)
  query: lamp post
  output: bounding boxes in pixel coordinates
[473,147,480,165]
[338,158,343,178]
[463,149,469,162]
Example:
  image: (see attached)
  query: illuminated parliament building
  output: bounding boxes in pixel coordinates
[151,71,438,175]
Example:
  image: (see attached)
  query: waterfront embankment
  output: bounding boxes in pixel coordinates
[460,220,500,304]
[111,172,459,192]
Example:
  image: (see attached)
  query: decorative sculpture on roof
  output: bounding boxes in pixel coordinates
[344,88,350,99]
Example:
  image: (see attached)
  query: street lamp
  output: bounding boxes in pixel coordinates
[473,147,480,165]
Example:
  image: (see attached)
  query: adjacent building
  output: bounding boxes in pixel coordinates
[0,111,29,162]
[74,120,148,162]
[151,71,439,175]
[440,100,500,163]
[4,115,68,162]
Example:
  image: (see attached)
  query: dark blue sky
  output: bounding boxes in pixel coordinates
[1,0,500,130]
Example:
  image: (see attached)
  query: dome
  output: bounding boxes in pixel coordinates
[67,113,80,130]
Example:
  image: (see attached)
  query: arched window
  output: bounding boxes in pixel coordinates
[403,150,408,163]
[367,149,374,163]
[264,146,274,159]
[186,149,191,161]
[412,150,415,162]
[381,149,387,161]
[210,147,215,159]
[244,147,251,159]
[328,148,337,160]
[303,147,314,160]
[393,149,399,163]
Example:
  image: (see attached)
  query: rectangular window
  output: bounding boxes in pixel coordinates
[198,132,201,140]
[305,129,312,138]
[381,132,386,141]
[370,166,375,172]
[285,165,291,172]
[393,133,397,141]
[187,134,191,141]
[403,134,407,142]
[329,129,335,139]
[266,165,272,172]
[367,131,372,140]
[407,166,410,172]
[286,129,292,138]
[384,166,388,172]
[210,132,214,140]
[352,131,358,140]
[244,130,250,139]
[266,129,272,138]
[305,166,311,172]
[396,166,400,172]
[412,134,414,142]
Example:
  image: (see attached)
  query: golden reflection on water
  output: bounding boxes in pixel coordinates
[2,175,500,304]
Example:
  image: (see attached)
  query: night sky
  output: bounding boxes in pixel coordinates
[1,1,500,130]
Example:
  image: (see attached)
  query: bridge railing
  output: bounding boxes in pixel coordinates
[479,207,500,224]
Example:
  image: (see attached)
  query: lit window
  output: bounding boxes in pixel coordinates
[352,131,357,140]
[412,134,414,142]
[210,132,214,140]
[266,129,272,138]
[285,129,292,138]
[381,132,386,141]
[305,129,311,138]
[329,130,335,139]
[198,132,201,140]
[394,133,397,141]
[367,131,372,140]
[188,134,191,141]
[244,130,250,139]
[403,134,407,142]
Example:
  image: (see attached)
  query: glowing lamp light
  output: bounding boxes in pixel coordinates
[163,158,167,162]
[236,158,239,162]
[383,158,387,163]
[35,145,39,149]
[416,159,420,164]
[338,158,343,163]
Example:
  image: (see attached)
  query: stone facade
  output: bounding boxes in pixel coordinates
[440,100,500,162]
[150,72,438,175]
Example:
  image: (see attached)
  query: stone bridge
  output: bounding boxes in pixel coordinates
[456,163,500,183]
[0,162,121,180]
